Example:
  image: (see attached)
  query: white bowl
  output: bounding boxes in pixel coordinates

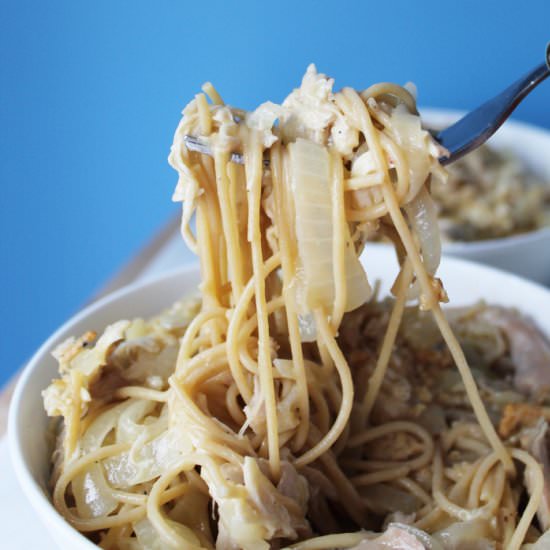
[9,248,550,548]
[379,109,550,285]
[8,264,201,550]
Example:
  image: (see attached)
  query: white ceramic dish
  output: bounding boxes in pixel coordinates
[9,247,550,549]
[8,263,201,550]
[406,109,550,285]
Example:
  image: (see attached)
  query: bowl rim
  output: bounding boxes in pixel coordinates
[419,107,550,253]
[8,251,550,547]
[7,263,200,549]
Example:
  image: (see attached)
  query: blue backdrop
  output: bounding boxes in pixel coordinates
[1,0,549,386]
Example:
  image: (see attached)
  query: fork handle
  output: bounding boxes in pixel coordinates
[435,43,550,165]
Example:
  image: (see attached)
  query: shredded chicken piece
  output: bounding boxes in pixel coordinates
[43,321,129,419]
[53,330,97,367]
[349,525,426,549]
[478,306,550,396]
[499,403,550,438]
[210,458,310,550]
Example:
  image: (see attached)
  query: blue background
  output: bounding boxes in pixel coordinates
[1,0,549,386]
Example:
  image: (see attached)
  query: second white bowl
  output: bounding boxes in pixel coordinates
[421,109,550,285]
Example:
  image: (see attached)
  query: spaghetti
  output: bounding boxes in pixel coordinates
[43,66,550,549]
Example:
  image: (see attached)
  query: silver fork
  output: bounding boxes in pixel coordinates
[183,44,550,166]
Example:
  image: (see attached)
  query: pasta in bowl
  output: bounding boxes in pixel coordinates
[9,66,550,549]
[9,254,550,549]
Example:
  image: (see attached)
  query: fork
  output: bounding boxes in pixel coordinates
[183,44,550,166]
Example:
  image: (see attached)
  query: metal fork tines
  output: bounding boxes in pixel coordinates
[183,135,246,165]
[183,135,271,167]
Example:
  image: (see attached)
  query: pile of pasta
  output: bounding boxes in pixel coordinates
[43,66,550,550]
